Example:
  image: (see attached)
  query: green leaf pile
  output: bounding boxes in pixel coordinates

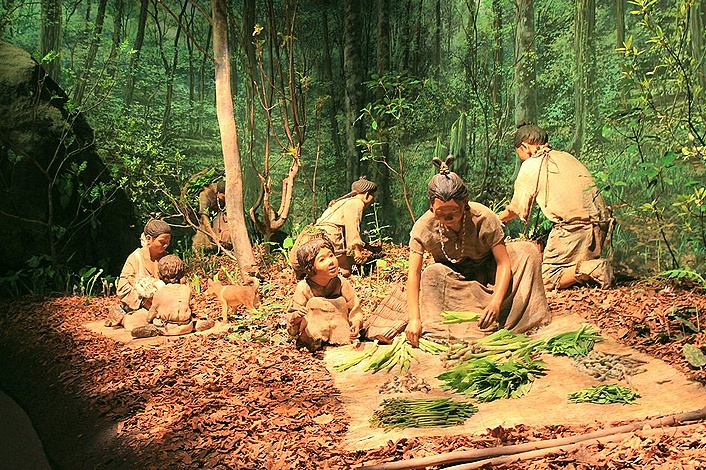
[438,356,546,402]
[568,384,641,404]
[544,324,603,358]
[370,398,478,430]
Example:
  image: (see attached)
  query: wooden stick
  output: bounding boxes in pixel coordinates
[359,407,706,470]
[445,422,704,470]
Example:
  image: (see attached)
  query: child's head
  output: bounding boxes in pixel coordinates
[158,254,185,284]
[296,236,337,280]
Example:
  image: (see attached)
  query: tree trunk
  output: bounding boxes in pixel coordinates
[492,0,503,121]
[161,1,187,137]
[125,0,148,108]
[212,0,257,277]
[40,0,62,84]
[434,0,441,74]
[343,0,364,183]
[74,0,108,106]
[376,0,392,221]
[690,0,706,92]
[322,1,343,162]
[570,0,595,156]
[616,0,625,47]
[514,0,537,126]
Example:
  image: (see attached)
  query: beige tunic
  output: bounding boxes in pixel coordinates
[285,275,363,349]
[409,202,550,339]
[506,147,612,289]
[289,197,366,273]
[116,248,160,312]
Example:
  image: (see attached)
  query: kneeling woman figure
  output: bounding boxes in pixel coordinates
[405,157,551,346]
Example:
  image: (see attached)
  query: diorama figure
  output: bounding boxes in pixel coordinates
[499,123,615,290]
[192,179,231,251]
[146,254,214,336]
[105,217,171,335]
[290,176,378,277]
[286,237,364,352]
[405,156,551,346]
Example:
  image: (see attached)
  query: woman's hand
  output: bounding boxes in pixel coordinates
[479,299,501,331]
[353,247,366,264]
[349,321,362,341]
[405,318,422,347]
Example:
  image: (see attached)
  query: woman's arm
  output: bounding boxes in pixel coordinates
[479,242,512,330]
[404,251,424,347]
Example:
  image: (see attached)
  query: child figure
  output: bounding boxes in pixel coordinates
[286,237,363,352]
[143,254,214,337]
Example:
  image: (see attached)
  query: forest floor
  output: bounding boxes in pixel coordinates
[0,245,705,469]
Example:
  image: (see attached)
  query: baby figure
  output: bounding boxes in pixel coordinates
[146,254,213,336]
[286,236,363,352]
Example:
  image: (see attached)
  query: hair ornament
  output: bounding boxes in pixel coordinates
[432,154,455,175]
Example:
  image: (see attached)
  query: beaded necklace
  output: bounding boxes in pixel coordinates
[438,211,466,264]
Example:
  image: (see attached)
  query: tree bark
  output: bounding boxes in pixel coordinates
[125,0,148,108]
[492,0,503,121]
[322,0,343,162]
[40,0,62,84]
[514,0,537,126]
[212,0,257,277]
[74,0,108,105]
[690,0,706,92]
[616,0,625,47]
[570,0,596,156]
[376,0,392,221]
[343,0,364,183]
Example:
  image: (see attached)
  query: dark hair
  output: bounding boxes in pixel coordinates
[144,217,171,238]
[158,254,184,283]
[513,123,549,148]
[427,155,469,204]
[216,180,226,194]
[296,236,336,280]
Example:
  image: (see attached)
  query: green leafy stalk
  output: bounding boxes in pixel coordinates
[544,325,603,358]
[370,397,478,430]
[334,342,380,372]
[440,310,481,324]
[568,384,641,404]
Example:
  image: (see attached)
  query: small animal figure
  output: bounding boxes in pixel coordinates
[206,278,261,322]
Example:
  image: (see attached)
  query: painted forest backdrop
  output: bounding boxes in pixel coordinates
[0,0,705,293]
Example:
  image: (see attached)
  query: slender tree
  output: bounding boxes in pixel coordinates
[125,0,148,108]
[343,0,365,183]
[514,0,537,125]
[690,0,706,92]
[74,0,108,105]
[616,0,626,47]
[212,0,257,277]
[40,0,62,84]
[570,0,596,155]
[376,0,392,220]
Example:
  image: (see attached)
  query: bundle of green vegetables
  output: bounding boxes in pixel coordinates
[364,335,417,373]
[440,310,481,324]
[438,355,546,402]
[544,324,603,358]
[568,384,641,404]
[446,329,545,363]
[370,397,478,430]
[418,337,448,355]
[334,342,380,372]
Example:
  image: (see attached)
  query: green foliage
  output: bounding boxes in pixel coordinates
[568,384,641,404]
[370,398,478,431]
[683,343,706,368]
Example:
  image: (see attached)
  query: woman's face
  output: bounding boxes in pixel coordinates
[431,198,467,229]
[313,247,339,279]
[147,233,171,256]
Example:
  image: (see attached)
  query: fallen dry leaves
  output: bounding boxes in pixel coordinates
[0,248,705,469]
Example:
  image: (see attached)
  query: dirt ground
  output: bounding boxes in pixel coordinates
[0,248,705,469]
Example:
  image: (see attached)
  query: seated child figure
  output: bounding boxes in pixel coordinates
[146,254,214,336]
[286,237,363,352]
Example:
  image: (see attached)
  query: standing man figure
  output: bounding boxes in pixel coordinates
[499,123,615,290]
